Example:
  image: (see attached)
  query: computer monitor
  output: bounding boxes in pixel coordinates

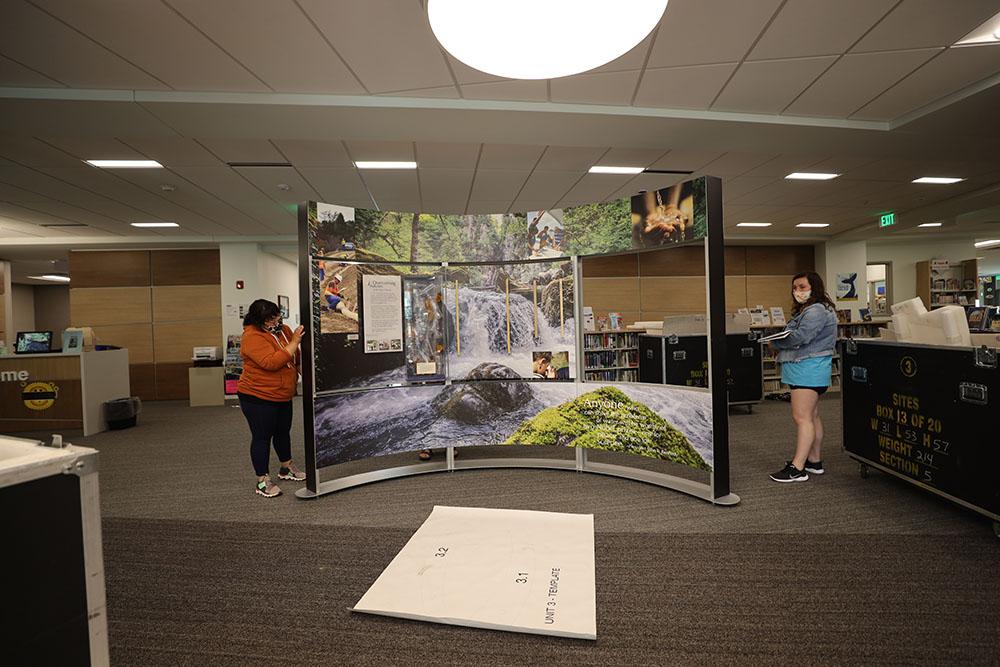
[15,331,53,354]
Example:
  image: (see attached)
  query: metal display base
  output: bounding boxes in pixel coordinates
[296,448,740,506]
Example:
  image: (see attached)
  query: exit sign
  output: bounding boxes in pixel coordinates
[879,212,895,227]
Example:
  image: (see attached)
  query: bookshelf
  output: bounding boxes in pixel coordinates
[916,259,978,309]
[583,331,639,382]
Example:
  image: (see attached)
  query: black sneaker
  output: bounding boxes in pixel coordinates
[804,460,824,475]
[769,462,809,483]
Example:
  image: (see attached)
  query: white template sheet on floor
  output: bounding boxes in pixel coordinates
[353,505,597,640]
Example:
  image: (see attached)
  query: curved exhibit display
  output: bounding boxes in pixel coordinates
[296,176,737,505]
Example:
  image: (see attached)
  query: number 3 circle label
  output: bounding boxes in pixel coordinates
[899,356,917,378]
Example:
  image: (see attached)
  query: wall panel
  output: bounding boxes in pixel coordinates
[91,323,154,364]
[746,246,814,275]
[152,285,222,322]
[151,249,221,285]
[154,363,191,400]
[581,253,638,278]
[581,277,640,313]
[69,250,150,287]
[153,318,223,363]
[747,276,796,311]
[129,363,156,402]
[69,287,152,326]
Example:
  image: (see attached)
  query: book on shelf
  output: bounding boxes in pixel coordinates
[967,307,988,329]
[583,306,595,332]
[608,312,623,330]
[836,309,851,324]
[859,308,872,322]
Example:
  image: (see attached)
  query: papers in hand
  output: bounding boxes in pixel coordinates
[758,328,793,343]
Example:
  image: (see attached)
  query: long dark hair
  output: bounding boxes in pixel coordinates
[243,299,280,328]
[791,271,836,316]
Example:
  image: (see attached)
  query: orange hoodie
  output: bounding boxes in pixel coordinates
[237,324,301,402]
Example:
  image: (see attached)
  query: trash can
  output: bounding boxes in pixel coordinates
[103,396,141,430]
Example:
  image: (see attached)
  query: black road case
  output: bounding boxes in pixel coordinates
[841,339,1000,528]
[639,333,763,406]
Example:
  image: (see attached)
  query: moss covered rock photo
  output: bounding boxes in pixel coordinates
[503,386,710,471]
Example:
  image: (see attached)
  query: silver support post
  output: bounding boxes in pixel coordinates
[446,446,455,471]
[575,446,587,472]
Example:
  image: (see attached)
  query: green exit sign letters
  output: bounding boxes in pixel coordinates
[879,212,895,228]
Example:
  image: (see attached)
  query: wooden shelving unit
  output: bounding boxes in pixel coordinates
[916,259,979,309]
[582,331,639,382]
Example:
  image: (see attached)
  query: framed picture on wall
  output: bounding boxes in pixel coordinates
[278,294,290,319]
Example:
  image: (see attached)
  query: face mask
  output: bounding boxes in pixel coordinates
[793,290,812,304]
[267,319,283,333]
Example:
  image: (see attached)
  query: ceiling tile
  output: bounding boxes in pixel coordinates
[721,176,774,200]
[38,137,146,161]
[786,48,941,117]
[713,56,838,113]
[701,153,779,177]
[0,136,89,167]
[0,53,64,87]
[550,70,640,106]
[380,86,461,99]
[372,200,421,214]
[118,137,225,167]
[738,154,830,178]
[561,173,633,204]
[198,139,287,164]
[415,143,481,169]
[273,140,353,168]
[461,79,548,102]
[344,141,414,163]
[633,63,737,109]
[470,170,529,201]
[647,150,723,171]
[297,167,371,206]
[444,54,504,85]
[515,171,582,204]
[419,168,474,205]
[0,180,50,203]
[607,173,685,201]
[0,0,169,89]
[749,0,898,60]
[646,0,784,67]
[536,146,608,171]
[590,32,657,74]
[853,45,1000,120]
[165,0,364,93]
[478,145,545,170]
[32,0,271,92]
[853,0,1000,52]
[361,170,421,206]
[296,0,454,93]
[232,166,321,205]
[599,147,667,168]
[466,201,513,214]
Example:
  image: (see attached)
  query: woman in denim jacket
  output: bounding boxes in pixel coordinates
[767,271,838,483]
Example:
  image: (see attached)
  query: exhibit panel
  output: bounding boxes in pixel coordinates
[297,176,736,505]
[842,339,1000,521]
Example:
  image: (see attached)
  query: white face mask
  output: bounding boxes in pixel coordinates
[793,290,812,304]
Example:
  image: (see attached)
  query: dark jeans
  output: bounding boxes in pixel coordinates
[238,392,293,476]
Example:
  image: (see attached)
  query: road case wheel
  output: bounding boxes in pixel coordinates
[859,463,870,479]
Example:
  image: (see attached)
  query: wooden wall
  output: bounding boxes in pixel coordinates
[68,249,221,401]
[581,245,815,324]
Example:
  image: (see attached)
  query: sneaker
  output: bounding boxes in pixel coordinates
[277,464,306,481]
[255,475,282,497]
[804,459,825,475]
[769,462,809,483]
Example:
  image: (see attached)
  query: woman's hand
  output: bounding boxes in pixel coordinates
[291,325,305,342]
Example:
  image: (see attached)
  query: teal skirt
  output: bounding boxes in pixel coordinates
[781,355,832,388]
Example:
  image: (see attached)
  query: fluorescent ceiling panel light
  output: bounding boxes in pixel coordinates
[428,0,668,79]
[917,223,942,227]
[974,239,1000,248]
[27,274,70,282]
[954,10,1000,45]
[796,223,830,228]
[736,222,772,227]
[589,166,644,175]
[912,177,964,184]
[354,161,417,170]
[130,222,179,228]
[785,172,839,180]
[85,159,163,168]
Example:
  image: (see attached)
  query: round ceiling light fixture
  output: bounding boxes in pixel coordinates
[428,0,669,80]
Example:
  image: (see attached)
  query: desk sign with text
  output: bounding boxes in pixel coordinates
[842,340,999,519]
[352,506,596,639]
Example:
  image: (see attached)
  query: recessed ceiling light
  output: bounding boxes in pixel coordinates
[786,172,840,180]
[736,222,772,227]
[974,239,1000,248]
[796,223,830,228]
[428,0,669,80]
[85,159,163,168]
[160,184,176,192]
[912,177,964,184]
[27,274,71,283]
[918,222,943,228]
[589,166,644,175]
[131,222,179,228]
[354,161,417,170]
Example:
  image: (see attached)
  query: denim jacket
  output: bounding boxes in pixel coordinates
[770,302,837,362]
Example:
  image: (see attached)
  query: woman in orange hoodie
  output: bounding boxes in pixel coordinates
[238,299,306,497]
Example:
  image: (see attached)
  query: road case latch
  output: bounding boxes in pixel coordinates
[741,347,755,358]
[844,339,858,355]
[850,366,868,383]
[747,331,760,342]
[959,382,988,405]
[672,350,687,361]
[974,346,997,369]
[666,334,679,344]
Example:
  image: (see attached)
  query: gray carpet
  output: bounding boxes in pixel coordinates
[42,396,1000,664]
